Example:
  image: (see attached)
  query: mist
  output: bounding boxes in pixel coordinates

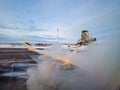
[26,33,120,90]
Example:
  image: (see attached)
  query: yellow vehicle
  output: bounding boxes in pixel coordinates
[77,30,96,45]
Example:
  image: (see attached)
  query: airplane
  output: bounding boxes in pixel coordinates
[23,38,78,70]
[23,30,96,70]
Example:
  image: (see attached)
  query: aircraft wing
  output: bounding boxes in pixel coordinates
[23,38,62,60]
[22,39,78,70]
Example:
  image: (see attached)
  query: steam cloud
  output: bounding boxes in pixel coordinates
[26,40,120,90]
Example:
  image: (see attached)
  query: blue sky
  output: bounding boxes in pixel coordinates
[0,0,120,43]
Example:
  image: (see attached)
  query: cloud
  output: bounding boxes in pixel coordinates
[0,0,120,43]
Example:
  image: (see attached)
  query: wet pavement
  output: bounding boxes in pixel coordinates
[0,48,38,90]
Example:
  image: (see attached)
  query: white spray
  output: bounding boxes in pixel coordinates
[26,40,120,90]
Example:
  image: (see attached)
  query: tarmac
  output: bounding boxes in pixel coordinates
[0,47,39,90]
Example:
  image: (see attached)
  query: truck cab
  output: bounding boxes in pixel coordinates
[77,30,96,45]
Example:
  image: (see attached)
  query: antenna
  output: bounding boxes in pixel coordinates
[57,28,59,43]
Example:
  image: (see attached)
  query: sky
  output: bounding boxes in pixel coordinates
[0,0,120,44]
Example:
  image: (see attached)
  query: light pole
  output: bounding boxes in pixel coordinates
[57,28,59,43]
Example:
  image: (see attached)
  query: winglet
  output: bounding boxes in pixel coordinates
[22,38,37,52]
